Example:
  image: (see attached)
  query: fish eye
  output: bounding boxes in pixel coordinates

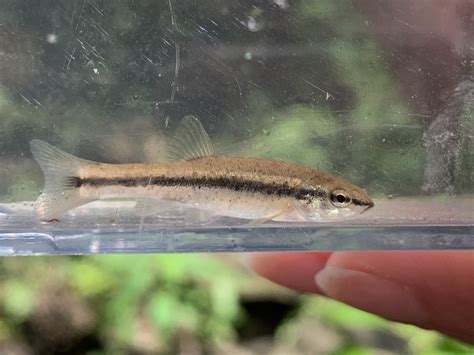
[330,189,351,207]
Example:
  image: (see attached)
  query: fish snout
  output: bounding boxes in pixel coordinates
[351,189,374,212]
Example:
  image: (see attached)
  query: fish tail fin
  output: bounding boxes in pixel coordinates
[30,139,95,221]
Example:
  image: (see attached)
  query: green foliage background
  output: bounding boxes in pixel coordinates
[0,0,472,353]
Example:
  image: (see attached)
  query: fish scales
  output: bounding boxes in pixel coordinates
[77,156,327,198]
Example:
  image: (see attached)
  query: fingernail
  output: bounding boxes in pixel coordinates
[315,266,428,325]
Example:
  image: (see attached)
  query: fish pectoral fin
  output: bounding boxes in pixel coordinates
[166,115,215,161]
[245,204,294,226]
[291,202,308,221]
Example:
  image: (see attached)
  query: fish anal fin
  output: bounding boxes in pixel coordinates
[35,190,94,222]
[166,115,214,161]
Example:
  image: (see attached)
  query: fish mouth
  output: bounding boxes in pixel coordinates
[352,197,374,214]
[360,201,374,214]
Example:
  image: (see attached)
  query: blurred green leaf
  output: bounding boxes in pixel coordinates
[147,292,179,335]
[3,280,35,322]
[394,323,472,355]
[70,261,115,297]
[302,297,386,330]
[336,345,374,355]
[0,319,13,341]
[210,277,239,322]
[437,337,473,353]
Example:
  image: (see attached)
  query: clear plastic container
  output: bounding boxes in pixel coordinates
[0,1,472,255]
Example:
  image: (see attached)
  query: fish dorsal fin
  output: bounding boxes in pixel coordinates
[166,115,214,161]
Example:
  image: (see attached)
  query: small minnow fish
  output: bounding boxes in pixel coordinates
[30,116,373,222]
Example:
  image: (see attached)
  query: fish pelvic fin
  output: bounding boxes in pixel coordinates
[30,139,96,221]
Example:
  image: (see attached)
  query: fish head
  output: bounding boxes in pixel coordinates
[296,176,374,221]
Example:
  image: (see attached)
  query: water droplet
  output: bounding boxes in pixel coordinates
[247,16,263,32]
[274,0,289,9]
[46,33,58,44]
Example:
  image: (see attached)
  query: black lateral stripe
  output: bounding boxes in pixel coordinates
[352,198,373,207]
[71,176,327,199]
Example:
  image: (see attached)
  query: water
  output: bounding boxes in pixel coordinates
[0,199,472,255]
[0,1,473,255]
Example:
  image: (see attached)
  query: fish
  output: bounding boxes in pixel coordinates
[30,115,374,222]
